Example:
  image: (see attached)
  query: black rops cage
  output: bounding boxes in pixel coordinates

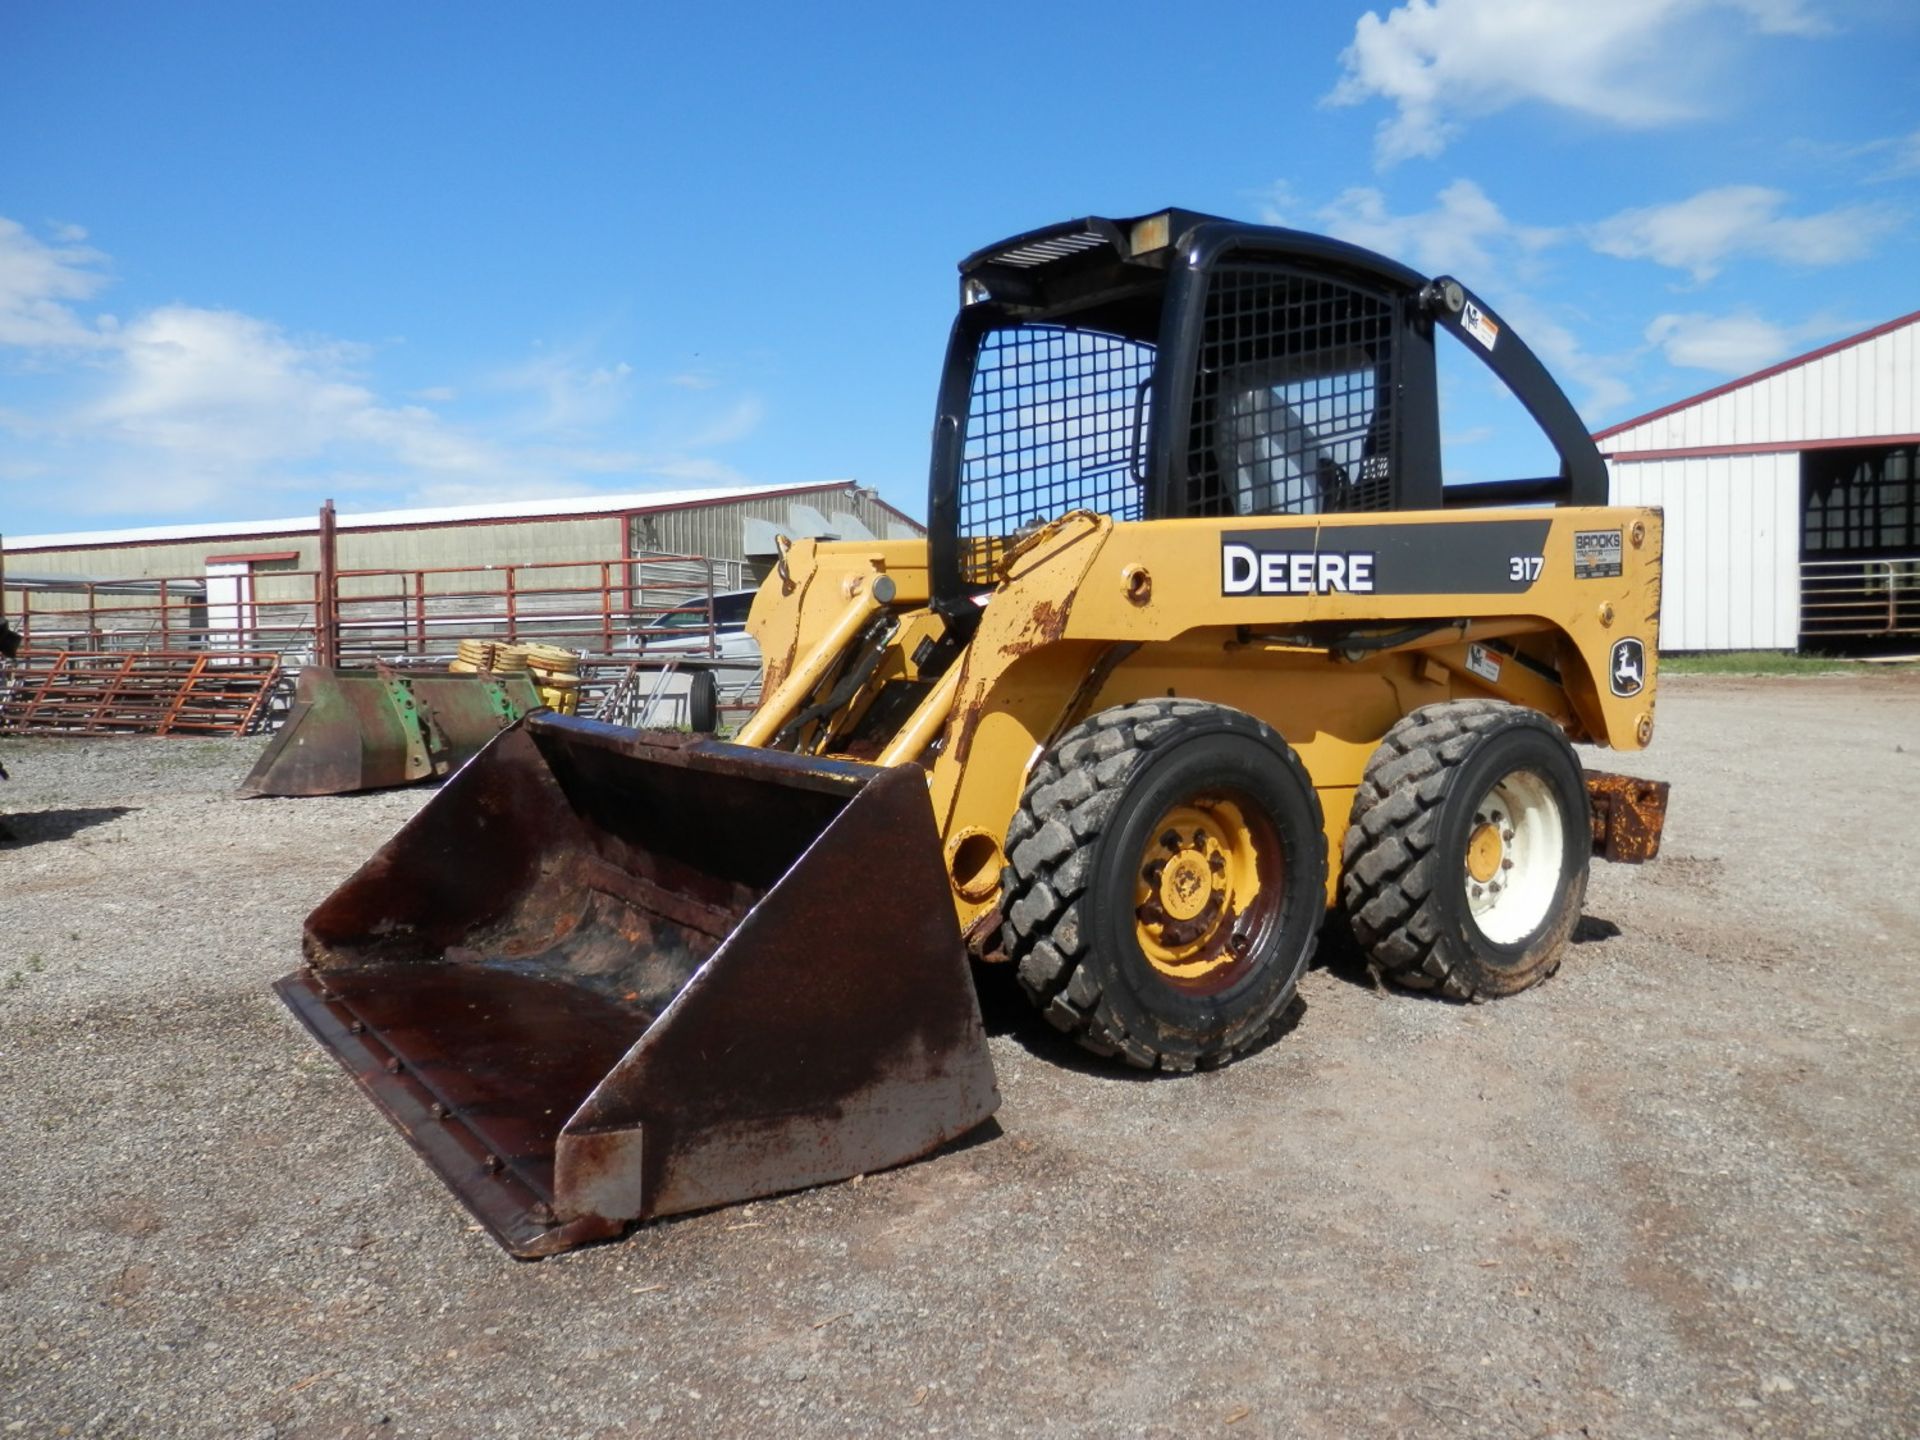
[928,210,1608,608]
[957,325,1154,587]
[1185,264,1399,520]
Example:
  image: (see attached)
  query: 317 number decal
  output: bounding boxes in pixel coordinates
[1508,555,1544,583]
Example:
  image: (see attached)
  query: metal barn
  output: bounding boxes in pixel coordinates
[1596,310,1920,651]
[0,479,925,736]
[5,480,919,589]
[3,479,921,650]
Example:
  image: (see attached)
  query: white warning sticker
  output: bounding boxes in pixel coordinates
[1465,642,1502,683]
[1462,299,1500,351]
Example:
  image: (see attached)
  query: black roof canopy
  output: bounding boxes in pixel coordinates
[957,208,1430,318]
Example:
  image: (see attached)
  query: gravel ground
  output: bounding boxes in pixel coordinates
[2,673,1917,1439]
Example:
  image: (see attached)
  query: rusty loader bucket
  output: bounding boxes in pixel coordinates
[274,712,999,1257]
[242,666,541,797]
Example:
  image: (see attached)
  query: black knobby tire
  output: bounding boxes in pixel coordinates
[688,670,719,733]
[1000,700,1327,1072]
[1341,699,1590,1000]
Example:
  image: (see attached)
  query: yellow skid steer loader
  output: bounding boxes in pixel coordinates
[280,210,1669,1256]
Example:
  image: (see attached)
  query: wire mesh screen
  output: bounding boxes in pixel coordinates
[958,324,1154,584]
[1187,265,1397,517]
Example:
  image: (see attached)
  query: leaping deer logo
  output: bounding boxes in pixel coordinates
[1610,639,1645,697]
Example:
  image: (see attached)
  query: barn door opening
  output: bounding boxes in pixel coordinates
[1800,444,1920,647]
[205,561,255,654]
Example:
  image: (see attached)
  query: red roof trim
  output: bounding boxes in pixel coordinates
[1592,308,1920,442]
[1604,432,1920,463]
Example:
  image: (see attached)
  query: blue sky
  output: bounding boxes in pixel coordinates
[1,0,1915,535]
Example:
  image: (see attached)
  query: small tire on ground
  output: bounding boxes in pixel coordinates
[1341,699,1590,1001]
[688,670,719,733]
[1001,699,1327,1072]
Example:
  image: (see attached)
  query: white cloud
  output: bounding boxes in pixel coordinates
[1857,126,1920,180]
[676,396,765,451]
[1588,185,1894,280]
[1315,178,1559,277]
[1897,130,1920,177]
[0,218,112,349]
[70,306,511,488]
[0,215,767,520]
[1327,0,1833,165]
[491,349,637,434]
[1643,308,1842,374]
[1292,179,1630,413]
[1732,0,1831,34]
[1499,296,1636,415]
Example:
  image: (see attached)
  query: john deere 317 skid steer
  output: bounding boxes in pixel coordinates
[279,209,1669,1256]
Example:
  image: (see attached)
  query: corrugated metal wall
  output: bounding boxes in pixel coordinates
[8,518,624,591]
[1610,453,1801,650]
[8,488,920,587]
[1604,318,1918,454]
[629,487,920,561]
[334,518,623,596]
[9,535,317,584]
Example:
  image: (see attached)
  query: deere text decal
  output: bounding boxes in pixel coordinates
[1223,544,1375,595]
[1220,519,1554,597]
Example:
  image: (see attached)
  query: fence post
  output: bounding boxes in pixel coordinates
[317,498,340,666]
[159,578,171,649]
[505,566,517,642]
[705,558,717,657]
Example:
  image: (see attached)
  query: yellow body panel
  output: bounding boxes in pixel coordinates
[745,507,1663,938]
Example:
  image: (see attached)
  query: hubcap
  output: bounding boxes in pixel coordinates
[1133,798,1279,991]
[1463,769,1565,945]
[1158,850,1214,920]
[1466,822,1504,883]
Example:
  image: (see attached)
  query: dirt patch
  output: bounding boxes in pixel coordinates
[2,677,1918,1437]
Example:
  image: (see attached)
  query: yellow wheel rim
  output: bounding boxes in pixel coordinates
[1132,799,1271,987]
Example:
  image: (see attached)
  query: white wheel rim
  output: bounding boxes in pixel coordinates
[1463,769,1564,945]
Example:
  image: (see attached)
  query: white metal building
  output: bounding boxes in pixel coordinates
[1596,310,1920,651]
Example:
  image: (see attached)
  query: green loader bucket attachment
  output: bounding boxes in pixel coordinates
[275,713,999,1257]
[242,665,541,797]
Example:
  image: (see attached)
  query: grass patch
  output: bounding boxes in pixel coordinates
[1660,651,1904,676]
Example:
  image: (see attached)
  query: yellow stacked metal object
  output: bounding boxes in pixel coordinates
[449,639,581,714]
